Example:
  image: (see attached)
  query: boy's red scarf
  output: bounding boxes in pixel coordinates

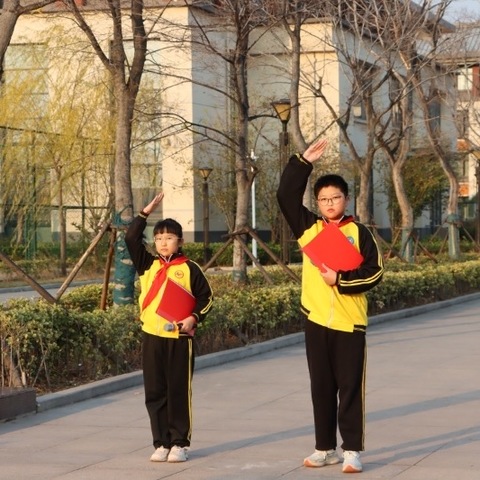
[141,256,188,311]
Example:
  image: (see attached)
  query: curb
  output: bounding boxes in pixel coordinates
[0,280,102,295]
[36,291,480,413]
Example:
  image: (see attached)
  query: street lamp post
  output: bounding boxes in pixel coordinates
[476,159,480,245]
[250,149,257,260]
[272,99,292,264]
[25,134,37,260]
[199,167,213,264]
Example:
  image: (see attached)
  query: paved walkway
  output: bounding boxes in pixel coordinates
[1,295,480,479]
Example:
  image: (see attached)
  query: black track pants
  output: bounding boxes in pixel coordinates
[142,331,194,449]
[305,319,366,452]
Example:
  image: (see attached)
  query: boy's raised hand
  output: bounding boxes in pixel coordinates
[302,139,328,163]
[143,192,164,215]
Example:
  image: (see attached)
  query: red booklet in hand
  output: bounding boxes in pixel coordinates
[156,278,196,322]
[302,222,364,272]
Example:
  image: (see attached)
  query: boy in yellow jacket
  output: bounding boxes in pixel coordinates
[277,140,384,473]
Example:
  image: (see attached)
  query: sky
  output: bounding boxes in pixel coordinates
[446,0,480,21]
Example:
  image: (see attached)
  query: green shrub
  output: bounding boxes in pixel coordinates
[1,299,69,390]
[367,260,480,314]
[2,258,480,393]
[196,282,301,354]
[61,283,113,312]
[0,294,140,393]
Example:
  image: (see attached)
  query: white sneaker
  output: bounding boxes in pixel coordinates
[167,445,189,462]
[304,449,340,467]
[150,446,170,462]
[342,450,362,473]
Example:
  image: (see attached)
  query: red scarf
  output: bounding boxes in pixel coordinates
[141,256,188,311]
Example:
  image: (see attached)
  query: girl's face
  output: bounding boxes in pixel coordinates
[316,186,349,222]
[153,231,184,257]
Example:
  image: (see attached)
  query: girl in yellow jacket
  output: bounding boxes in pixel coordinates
[125,193,213,464]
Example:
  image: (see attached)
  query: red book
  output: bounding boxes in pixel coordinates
[302,222,364,272]
[156,278,196,322]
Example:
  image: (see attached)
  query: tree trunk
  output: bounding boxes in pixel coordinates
[229,12,253,284]
[112,87,136,305]
[356,161,373,224]
[61,0,147,305]
[0,1,20,83]
[231,164,250,282]
[59,177,67,276]
[232,101,251,283]
[391,161,414,262]
[443,167,461,259]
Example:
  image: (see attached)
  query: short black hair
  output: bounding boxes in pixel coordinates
[313,174,349,198]
[153,218,183,238]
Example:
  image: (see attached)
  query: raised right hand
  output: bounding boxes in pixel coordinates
[302,139,328,163]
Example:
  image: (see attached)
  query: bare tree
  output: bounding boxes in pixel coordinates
[340,0,425,259]
[394,0,461,258]
[338,0,459,259]
[277,1,391,225]
[171,1,275,282]
[280,1,459,260]
[62,0,147,304]
[1,1,147,299]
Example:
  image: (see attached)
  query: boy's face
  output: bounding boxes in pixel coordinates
[154,232,184,257]
[316,186,349,222]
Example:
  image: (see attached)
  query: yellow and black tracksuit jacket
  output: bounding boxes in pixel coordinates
[125,215,213,338]
[277,154,384,332]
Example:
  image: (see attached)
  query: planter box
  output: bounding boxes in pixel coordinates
[0,387,36,421]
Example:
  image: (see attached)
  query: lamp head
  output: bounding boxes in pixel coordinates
[272,99,292,125]
[198,167,213,180]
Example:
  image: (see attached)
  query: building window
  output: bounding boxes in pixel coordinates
[457,152,469,183]
[352,102,366,121]
[4,43,49,128]
[352,63,375,122]
[389,78,402,129]
[457,65,480,100]
[428,98,441,134]
[457,66,473,92]
[430,189,444,229]
[456,109,469,139]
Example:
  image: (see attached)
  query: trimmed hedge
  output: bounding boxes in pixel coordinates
[367,259,480,314]
[1,259,480,393]
[0,298,140,393]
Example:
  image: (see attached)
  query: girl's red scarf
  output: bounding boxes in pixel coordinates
[141,256,188,311]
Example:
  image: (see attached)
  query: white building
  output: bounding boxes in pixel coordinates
[452,24,480,229]
[0,1,460,247]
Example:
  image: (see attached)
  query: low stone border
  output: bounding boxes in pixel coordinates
[0,387,36,422]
